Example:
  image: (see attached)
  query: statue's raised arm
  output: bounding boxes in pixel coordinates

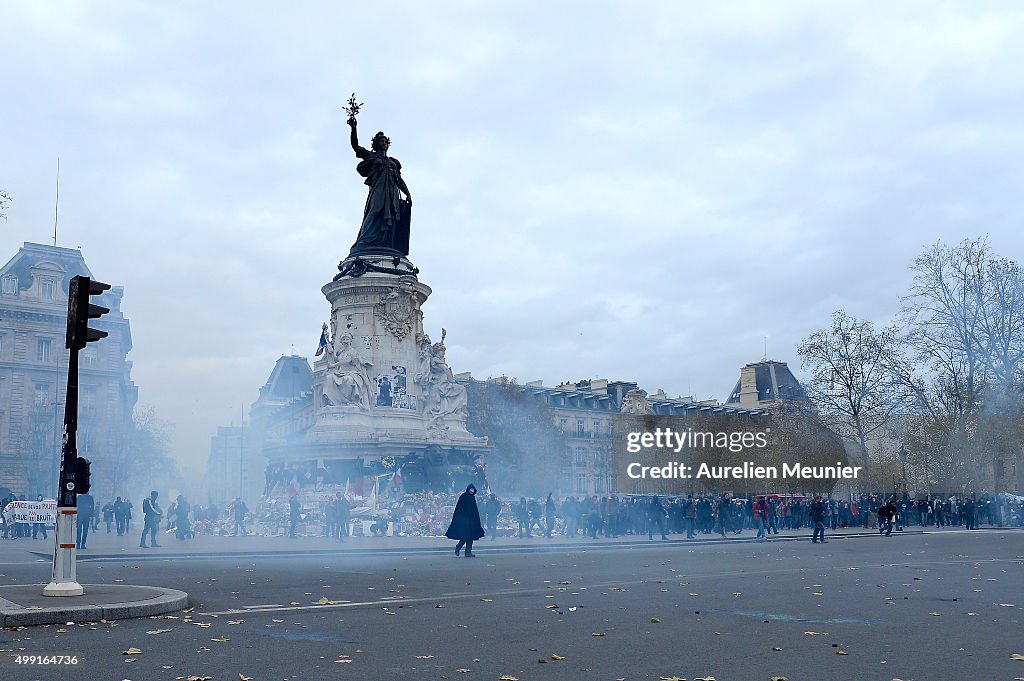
[347,116,370,159]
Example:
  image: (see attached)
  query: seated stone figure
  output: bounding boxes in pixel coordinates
[323,332,374,410]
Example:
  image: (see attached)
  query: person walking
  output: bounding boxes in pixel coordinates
[544,493,556,538]
[648,496,668,540]
[140,491,162,548]
[445,483,485,557]
[878,498,897,537]
[289,494,301,538]
[76,491,94,549]
[101,499,114,533]
[32,494,49,540]
[809,495,827,544]
[229,497,248,536]
[113,497,128,536]
[485,494,500,539]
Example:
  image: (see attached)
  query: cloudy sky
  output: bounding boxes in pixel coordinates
[3,1,1024,479]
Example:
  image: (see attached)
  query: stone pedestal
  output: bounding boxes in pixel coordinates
[305,253,487,462]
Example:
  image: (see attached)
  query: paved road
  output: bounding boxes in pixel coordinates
[1,529,1022,680]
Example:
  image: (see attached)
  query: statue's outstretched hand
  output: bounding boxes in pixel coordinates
[347,117,357,128]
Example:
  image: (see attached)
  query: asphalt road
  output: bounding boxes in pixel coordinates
[1,529,1022,681]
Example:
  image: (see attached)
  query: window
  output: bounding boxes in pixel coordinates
[559,418,568,432]
[594,420,601,436]
[37,338,51,362]
[0,333,4,354]
[34,383,50,406]
[1,276,16,295]
[576,446,587,466]
[40,280,55,299]
[576,473,588,493]
[82,346,98,367]
[576,419,585,436]
[82,387,97,411]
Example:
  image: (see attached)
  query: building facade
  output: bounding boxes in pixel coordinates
[458,376,763,497]
[0,242,137,499]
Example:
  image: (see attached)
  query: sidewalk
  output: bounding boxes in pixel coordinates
[0,583,188,626]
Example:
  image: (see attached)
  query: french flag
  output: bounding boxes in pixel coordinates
[314,325,330,357]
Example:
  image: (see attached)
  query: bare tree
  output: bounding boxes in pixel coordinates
[797,310,911,490]
[895,237,1024,497]
[0,190,10,221]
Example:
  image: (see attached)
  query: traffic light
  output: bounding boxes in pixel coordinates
[66,275,111,350]
[74,457,91,495]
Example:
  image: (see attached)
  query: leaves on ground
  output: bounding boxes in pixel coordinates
[550,654,565,660]
[122,647,142,655]
[1011,653,1024,661]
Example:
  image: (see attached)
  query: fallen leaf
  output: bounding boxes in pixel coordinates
[659,677,686,681]
[1011,653,1024,661]
[591,632,607,636]
[499,676,519,681]
[122,648,142,655]
[455,669,470,673]
[550,654,565,660]
[803,631,828,636]
[240,675,252,681]
[538,658,547,663]
[228,620,244,625]
[836,649,848,655]
[481,598,493,602]
[335,659,353,664]
[415,655,435,659]
[771,677,788,681]
[211,636,229,642]
[146,629,172,635]
[772,647,783,651]
[651,617,662,623]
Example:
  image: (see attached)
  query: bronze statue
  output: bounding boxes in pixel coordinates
[345,94,412,257]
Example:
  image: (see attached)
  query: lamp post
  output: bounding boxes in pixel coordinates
[898,445,908,531]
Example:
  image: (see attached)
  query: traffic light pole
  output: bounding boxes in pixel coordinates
[43,345,83,596]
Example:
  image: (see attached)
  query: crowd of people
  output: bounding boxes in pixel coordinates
[2,487,1021,547]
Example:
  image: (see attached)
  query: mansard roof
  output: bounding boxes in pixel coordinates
[0,242,92,294]
[258,355,313,402]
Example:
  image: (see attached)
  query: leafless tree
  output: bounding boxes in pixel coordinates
[797,310,911,490]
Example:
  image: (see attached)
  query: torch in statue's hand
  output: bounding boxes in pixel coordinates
[343,92,364,125]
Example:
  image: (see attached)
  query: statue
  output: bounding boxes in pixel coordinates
[422,329,469,421]
[323,332,374,410]
[344,94,412,257]
[621,388,655,415]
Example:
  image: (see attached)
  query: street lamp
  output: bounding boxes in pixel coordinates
[898,445,908,495]
[897,445,908,531]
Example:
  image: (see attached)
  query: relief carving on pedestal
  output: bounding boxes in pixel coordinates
[373,284,422,340]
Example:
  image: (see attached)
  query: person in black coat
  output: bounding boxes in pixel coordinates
[445,484,485,557]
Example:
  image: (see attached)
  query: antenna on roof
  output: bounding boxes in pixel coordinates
[52,158,60,247]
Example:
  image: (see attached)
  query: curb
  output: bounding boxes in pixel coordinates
[0,584,189,627]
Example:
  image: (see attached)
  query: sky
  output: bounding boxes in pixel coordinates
[3,1,1024,481]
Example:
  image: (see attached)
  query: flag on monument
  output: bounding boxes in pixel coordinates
[315,325,329,357]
